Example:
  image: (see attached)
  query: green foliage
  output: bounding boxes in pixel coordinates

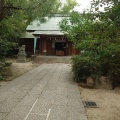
[0,61,12,81]
[60,0,78,14]
[4,61,12,67]
[71,55,92,82]
[102,44,120,88]
[0,73,3,81]
[0,0,78,60]
[0,0,78,78]
[60,0,120,88]
[71,51,101,83]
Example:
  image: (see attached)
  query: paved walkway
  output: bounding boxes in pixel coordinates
[0,63,87,120]
[35,56,72,64]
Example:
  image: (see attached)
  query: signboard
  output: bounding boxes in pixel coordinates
[52,39,66,42]
[50,37,66,42]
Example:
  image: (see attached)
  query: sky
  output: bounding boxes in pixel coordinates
[60,0,92,12]
[75,0,92,12]
[60,0,106,12]
[75,0,107,12]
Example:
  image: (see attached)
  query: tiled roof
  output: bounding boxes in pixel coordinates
[22,32,34,38]
[26,15,69,35]
[33,30,64,35]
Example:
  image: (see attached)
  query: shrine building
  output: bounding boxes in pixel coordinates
[20,14,79,56]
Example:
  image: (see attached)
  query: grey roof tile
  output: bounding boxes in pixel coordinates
[22,32,35,38]
[26,16,69,31]
[33,31,64,35]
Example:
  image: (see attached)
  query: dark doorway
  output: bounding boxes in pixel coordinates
[55,42,66,51]
[55,42,66,56]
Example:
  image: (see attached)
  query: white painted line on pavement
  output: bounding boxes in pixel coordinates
[31,113,47,116]
[24,99,38,120]
[46,109,51,120]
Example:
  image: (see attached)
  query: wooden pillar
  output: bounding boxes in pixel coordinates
[39,39,41,54]
[68,42,72,55]
[72,47,76,55]
[65,42,68,56]
[52,42,55,55]
[72,47,80,55]
[43,39,47,55]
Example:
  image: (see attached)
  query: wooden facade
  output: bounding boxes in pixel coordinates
[20,35,79,56]
[21,14,80,56]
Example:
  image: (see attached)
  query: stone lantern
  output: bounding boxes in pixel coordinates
[17,45,27,63]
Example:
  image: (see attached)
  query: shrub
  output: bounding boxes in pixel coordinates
[71,55,93,83]
[0,74,3,81]
[4,62,12,67]
[98,44,120,88]
[108,49,120,88]
[71,44,120,89]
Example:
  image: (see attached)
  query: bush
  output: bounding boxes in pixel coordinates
[99,44,120,88]
[71,55,93,82]
[71,45,120,89]
[4,62,12,67]
[71,50,102,83]
[0,74,3,81]
[0,61,12,81]
[109,51,120,88]
[0,62,4,80]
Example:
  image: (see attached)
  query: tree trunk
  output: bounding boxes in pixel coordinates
[0,0,4,20]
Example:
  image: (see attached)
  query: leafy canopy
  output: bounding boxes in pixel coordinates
[60,0,120,87]
[0,0,78,60]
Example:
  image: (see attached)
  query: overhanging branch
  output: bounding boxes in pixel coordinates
[4,5,22,10]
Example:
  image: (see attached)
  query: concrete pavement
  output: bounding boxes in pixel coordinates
[0,63,87,120]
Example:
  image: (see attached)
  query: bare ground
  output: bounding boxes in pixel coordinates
[80,86,120,120]
[0,58,39,86]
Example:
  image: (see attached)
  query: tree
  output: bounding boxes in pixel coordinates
[0,0,78,79]
[0,0,78,59]
[60,0,120,88]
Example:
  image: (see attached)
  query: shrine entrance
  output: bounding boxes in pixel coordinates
[55,42,66,56]
[55,42,66,51]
